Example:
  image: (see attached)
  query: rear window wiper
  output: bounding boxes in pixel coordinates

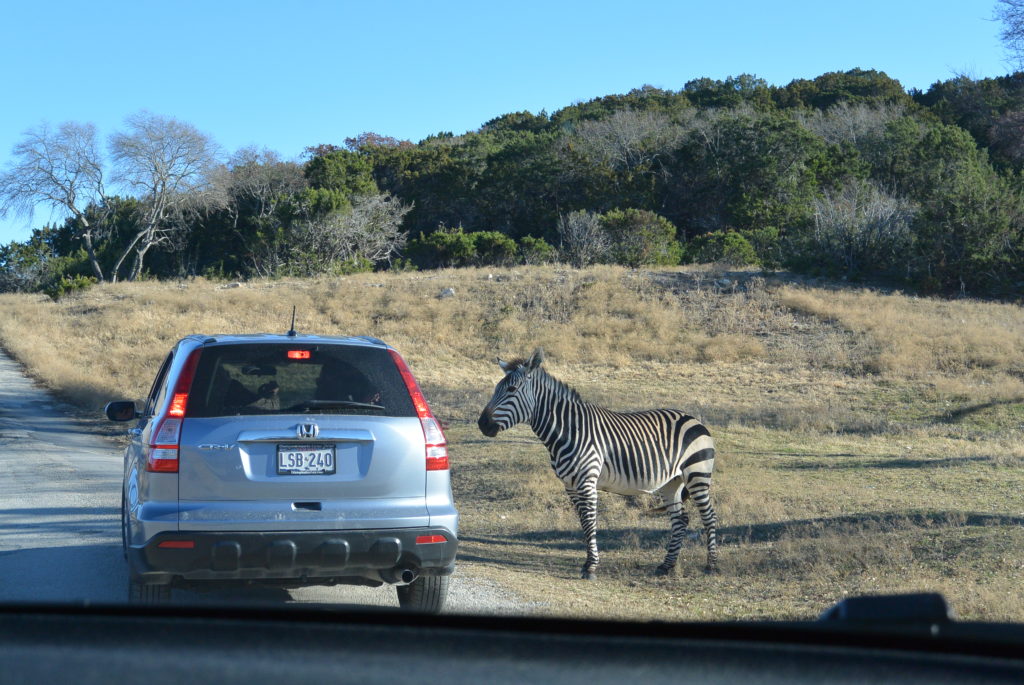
[286,399,386,413]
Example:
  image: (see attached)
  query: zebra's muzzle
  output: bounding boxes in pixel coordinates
[477,409,501,437]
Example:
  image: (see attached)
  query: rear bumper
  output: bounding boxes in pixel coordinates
[128,527,457,586]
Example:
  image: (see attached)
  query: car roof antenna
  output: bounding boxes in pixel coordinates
[286,306,297,337]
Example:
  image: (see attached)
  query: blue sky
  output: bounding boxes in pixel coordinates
[0,0,1011,244]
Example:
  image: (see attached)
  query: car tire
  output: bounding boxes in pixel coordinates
[396,574,449,614]
[120,491,128,560]
[129,578,171,604]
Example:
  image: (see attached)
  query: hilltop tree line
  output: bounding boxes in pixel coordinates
[3,68,1024,298]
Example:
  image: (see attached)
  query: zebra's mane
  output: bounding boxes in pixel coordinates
[529,365,583,404]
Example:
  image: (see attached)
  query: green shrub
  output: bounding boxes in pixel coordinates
[406,226,478,268]
[44,274,98,301]
[686,230,760,266]
[333,257,374,275]
[471,231,518,266]
[600,209,682,267]
[518,236,556,264]
[742,226,781,268]
[406,226,535,268]
[389,257,418,272]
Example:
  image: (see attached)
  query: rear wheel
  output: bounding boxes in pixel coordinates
[120,491,128,560]
[396,574,449,614]
[128,578,171,604]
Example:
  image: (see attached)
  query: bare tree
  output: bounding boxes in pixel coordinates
[289,193,411,275]
[0,122,108,280]
[796,101,905,149]
[567,109,685,173]
[216,146,306,223]
[996,0,1024,69]
[811,179,917,274]
[203,147,308,278]
[342,192,412,265]
[557,210,610,268]
[989,110,1024,163]
[108,111,221,281]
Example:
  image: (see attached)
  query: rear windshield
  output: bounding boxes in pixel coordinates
[186,343,416,418]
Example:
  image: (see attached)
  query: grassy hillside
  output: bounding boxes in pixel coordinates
[1,265,1022,621]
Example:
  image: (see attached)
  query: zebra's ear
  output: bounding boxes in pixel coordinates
[526,347,544,371]
[496,357,514,374]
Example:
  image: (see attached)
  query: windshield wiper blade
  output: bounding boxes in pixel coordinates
[293,399,386,412]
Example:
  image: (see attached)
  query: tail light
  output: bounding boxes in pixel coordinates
[146,348,202,473]
[389,349,449,471]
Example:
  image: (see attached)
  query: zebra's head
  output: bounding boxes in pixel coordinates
[477,348,544,437]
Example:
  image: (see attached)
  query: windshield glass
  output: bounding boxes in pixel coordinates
[0,1,1021,627]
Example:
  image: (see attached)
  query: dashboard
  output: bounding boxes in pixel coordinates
[0,602,1021,684]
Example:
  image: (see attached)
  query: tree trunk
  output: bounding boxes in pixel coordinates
[110,228,148,283]
[128,233,155,282]
[78,218,105,282]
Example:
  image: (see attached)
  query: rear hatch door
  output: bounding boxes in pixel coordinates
[176,342,427,530]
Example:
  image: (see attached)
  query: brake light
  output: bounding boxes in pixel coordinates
[158,540,195,549]
[287,350,311,360]
[146,348,202,473]
[389,349,449,471]
[168,393,188,418]
[167,348,202,418]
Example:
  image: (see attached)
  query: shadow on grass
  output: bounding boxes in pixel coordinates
[733,450,860,459]
[716,510,1024,544]
[784,455,992,470]
[937,397,1024,424]
[459,509,1024,568]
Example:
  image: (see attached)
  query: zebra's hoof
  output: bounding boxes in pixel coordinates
[703,565,720,575]
[581,569,596,580]
[654,564,673,576]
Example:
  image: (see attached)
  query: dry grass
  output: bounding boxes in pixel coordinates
[0,266,775,412]
[1,265,1023,621]
[779,285,1024,377]
[456,422,1024,622]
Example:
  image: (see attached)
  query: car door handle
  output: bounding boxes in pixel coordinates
[128,428,142,437]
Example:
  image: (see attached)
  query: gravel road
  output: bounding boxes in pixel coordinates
[0,347,531,614]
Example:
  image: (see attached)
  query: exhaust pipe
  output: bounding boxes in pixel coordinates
[381,566,419,585]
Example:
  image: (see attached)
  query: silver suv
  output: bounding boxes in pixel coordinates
[105,333,458,612]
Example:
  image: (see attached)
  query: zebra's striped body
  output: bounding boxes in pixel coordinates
[478,349,718,579]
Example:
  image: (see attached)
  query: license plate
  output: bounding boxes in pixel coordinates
[277,443,336,475]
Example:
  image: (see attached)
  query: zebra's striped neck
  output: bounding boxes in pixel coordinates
[528,367,584,434]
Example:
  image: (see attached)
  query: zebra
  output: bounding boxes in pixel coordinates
[477,348,718,580]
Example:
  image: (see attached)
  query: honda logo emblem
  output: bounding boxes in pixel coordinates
[297,422,319,440]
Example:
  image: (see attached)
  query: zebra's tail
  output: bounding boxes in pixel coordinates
[645,503,671,516]
[644,488,690,516]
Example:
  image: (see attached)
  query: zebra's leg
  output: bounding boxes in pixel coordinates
[688,481,719,573]
[654,479,689,576]
[566,485,600,580]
